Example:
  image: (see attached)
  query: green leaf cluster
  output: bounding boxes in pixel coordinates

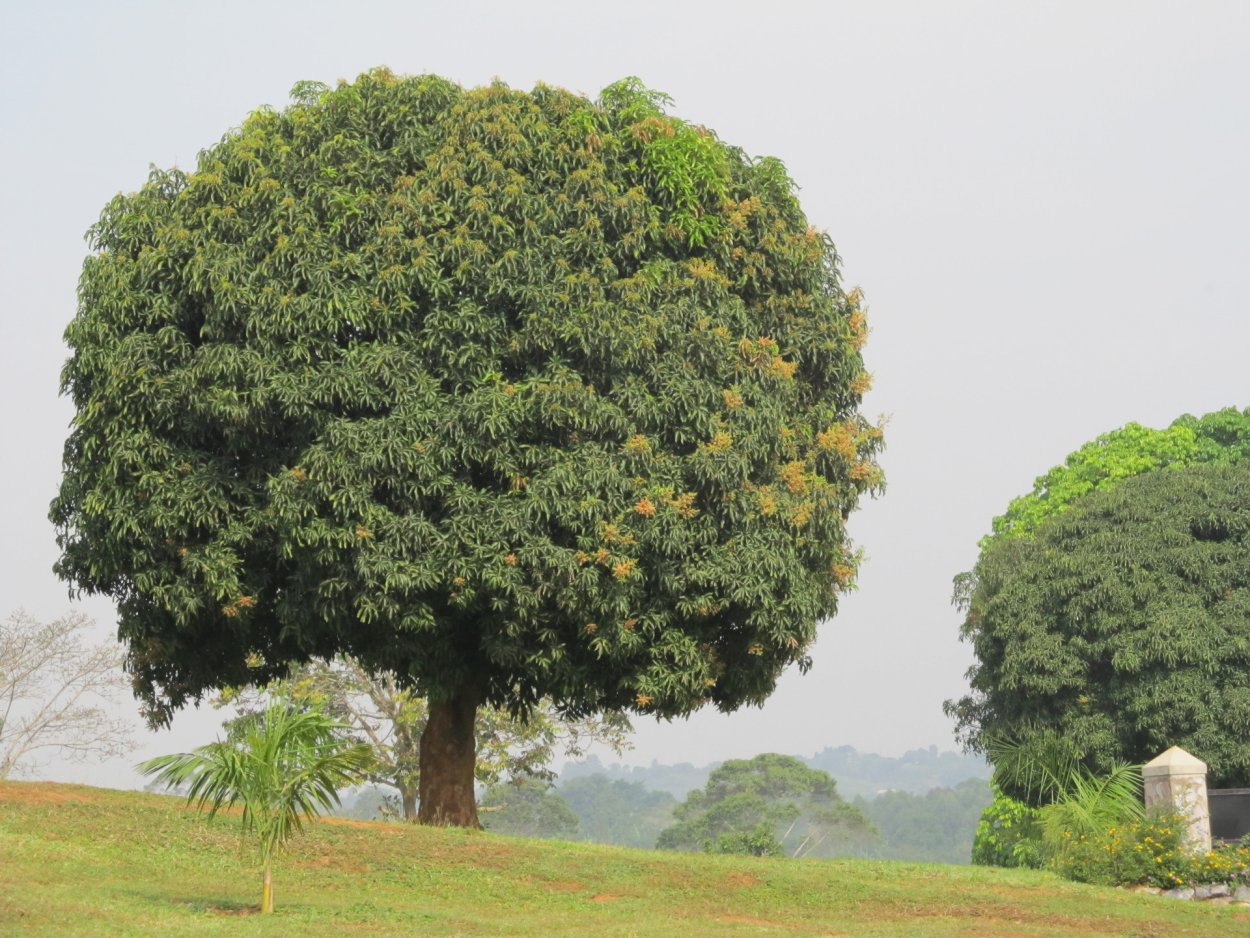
[52,69,881,728]
[986,734,1144,863]
[970,786,1043,868]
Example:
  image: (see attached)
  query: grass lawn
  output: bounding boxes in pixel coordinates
[2,780,1247,936]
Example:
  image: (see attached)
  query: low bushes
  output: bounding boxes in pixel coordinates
[977,800,1250,890]
[972,736,1250,891]
[1058,814,1250,889]
[970,786,1043,869]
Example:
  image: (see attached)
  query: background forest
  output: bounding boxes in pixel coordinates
[334,745,992,865]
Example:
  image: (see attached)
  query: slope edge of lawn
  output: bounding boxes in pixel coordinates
[1,780,1247,938]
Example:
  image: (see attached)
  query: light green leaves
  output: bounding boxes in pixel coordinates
[984,408,1250,546]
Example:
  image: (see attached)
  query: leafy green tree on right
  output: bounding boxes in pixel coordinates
[968,406,1250,548]
[948,410,1250,790]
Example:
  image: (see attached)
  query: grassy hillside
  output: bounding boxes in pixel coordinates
[2,781,1247,937]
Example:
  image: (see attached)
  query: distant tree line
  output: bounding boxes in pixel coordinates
[421,748,990,864]
[559,744,989,800]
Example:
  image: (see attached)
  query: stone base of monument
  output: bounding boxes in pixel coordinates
[1129,884,1250,904]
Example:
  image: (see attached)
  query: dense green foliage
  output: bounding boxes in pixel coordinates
[949,464,1250,787]
[1050,813,1184,888]
[479,777,580,839]
[138,704,372,912]
[657,753,874,857]
[853,778,991,864]
[1040,809,1250,891]
[971,741,1147,877]
[557,774,677,848]
[51,69,881,756]
[971,787,1044,868]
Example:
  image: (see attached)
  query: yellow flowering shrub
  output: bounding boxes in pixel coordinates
[1053,812,1250,889]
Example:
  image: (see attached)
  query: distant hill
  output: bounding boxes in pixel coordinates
[560,745,989,801]
[558,746,992,862]
[803,745,990,800]
[852,777,993,864]
[559,757,715,799]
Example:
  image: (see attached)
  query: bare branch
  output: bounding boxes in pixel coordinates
[0,610,138,779]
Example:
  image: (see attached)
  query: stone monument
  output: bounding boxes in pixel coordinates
[1143,746,1211,854]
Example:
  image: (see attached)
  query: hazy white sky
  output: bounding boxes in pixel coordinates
[2,1,1248,789]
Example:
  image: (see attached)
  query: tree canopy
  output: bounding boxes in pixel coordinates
[656,753,874,857]
[52,69,881,825]
[980,407,1250,547]
[948,463,1250,788]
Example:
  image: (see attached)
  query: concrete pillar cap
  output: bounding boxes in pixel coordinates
[1142,746,1207,777]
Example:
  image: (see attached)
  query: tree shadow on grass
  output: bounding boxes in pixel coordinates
[169,896,262,916]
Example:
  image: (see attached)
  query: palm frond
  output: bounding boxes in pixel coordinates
[138,703,370,867]
[984,731,1080,804]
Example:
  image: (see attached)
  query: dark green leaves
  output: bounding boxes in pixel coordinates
[949,464,1250,787]
[53,69,880,728]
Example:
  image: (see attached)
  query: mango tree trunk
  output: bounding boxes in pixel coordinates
[417,682,481,827]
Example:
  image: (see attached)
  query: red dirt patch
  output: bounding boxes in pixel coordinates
[723,871,760,889]
[0,782,105,806]
[291,854,371,875]
[591,894,621,902]
[320,816,404,834]
[297,854,334,868]
[543,880,586,893]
